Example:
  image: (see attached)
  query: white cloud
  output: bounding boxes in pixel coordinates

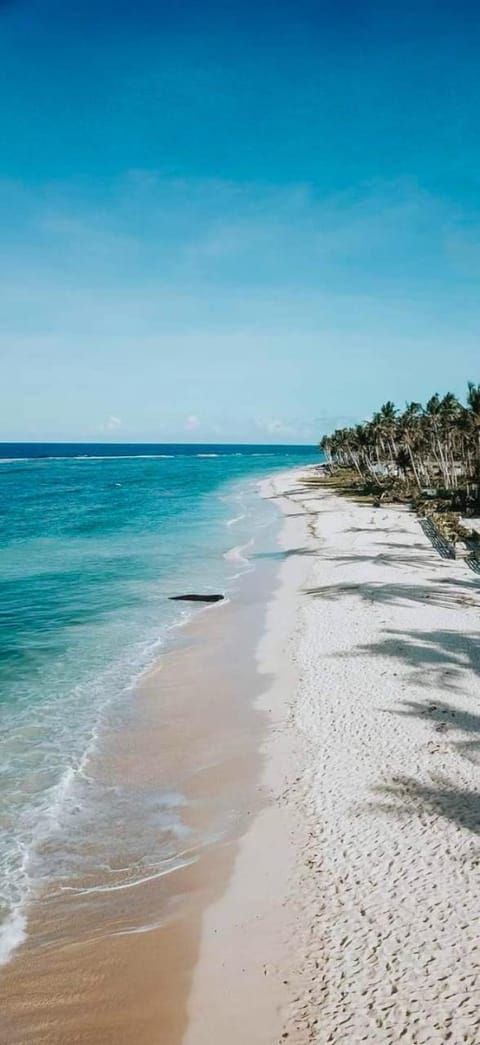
[255,417,322,442]
[98,415,122,433]
[2,173,480,441]
[256,418,294,436]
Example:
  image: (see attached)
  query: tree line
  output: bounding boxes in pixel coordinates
[320,383,480,497]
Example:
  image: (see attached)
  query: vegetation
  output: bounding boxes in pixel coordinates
[319,384,480,519]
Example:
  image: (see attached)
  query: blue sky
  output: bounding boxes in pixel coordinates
[1,0,479,443]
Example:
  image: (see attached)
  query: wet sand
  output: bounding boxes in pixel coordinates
[0,491,299,1044]
[182,484,313,1044]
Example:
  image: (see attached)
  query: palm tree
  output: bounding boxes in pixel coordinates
[397,402,423,489]
[318,383,479,510]
[466,382,480,479]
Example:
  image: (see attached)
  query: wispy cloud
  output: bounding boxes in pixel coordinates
[256,418,293,436]
[98,415,122,433]
[1,174,475,295]
[1,173,479,440]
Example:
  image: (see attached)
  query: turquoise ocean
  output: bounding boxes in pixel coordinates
[0,443,319,964]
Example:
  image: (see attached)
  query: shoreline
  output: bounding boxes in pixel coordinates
[183,471,316,1043]
[0,466,309,1044]
[2,462,479,1042]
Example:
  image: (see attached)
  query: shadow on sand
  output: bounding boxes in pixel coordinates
[337,626,480,695]
[306,568,480,834]
[304,577,479,611]
[252,546,317,562]
[365,626,480,833]
[369,775,480,837]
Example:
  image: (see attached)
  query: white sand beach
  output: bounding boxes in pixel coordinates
[184,469,480,1044]
[2,467,479,1045]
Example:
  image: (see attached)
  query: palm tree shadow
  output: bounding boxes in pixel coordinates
[346,628,480,694]
[281,511,317,518]
[384,696,480,765]
[304,566,480,832]
[376,540,431,551]
[330,552,436,569]
[368,775,480,837]
[304,580,479,610]
[363,633,480,834]
[346,526,406,535]
[251,546,317,561]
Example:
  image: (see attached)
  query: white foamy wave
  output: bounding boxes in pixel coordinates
[223,538,254,567]
[71,454,176,461]
[226,512,246,527]
[1,454,175,463]
[196,453,219,458]
[59,856,196,897]
[0,908,27,966]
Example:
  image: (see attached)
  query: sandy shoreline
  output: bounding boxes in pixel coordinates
[2,466,480,1043]
[0,469,303,1044]
[183,473,315,1043]
[184,470,480,1044]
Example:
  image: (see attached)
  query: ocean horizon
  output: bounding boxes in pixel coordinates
[0,441,318,458]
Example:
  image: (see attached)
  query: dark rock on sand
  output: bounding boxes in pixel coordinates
[169,593,224,603]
